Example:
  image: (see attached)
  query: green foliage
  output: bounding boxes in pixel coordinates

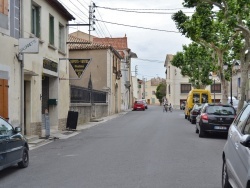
[155,83,166,103]
[171,43,215,88]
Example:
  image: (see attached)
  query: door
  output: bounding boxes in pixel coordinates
[42,76,49,114]
[0,118,23,164]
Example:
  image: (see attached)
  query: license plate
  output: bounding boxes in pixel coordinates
[214,126,227,130]
[137,107,141,108]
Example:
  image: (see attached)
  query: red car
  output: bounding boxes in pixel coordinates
[133,100,145,111]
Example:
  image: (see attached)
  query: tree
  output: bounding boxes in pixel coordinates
[172,2,239,105]
[171,42,215,88]
[175,0,250,111]
[155,83,166,103]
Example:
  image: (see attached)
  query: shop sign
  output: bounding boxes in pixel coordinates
[69,59,91,78]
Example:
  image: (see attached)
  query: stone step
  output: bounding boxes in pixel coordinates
[25,135,39,143]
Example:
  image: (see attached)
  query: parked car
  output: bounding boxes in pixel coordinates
[133,100,145,111]
[138,99,148,109]
[195,103,236,138]
[189,103,204,124]
[0,116,29,171]
[222,103,250,188]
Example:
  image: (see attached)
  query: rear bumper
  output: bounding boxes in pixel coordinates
[200,123,230,133]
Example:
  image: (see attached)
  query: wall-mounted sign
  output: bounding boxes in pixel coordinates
[43,58,58,72]
[69,59,91,78]
[19,38,39,53]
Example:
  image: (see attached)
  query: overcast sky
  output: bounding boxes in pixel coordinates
[59,0,192,80]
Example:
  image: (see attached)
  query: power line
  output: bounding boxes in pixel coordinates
[58,0,88,24]
[77,0,89,12]
[95,19,180,33]
[96,6,191,11]
[135,58,163,63]
[68,0,89,19]
[96,8,112,37]
[96,6,194,14]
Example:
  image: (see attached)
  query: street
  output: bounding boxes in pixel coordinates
[0,105,227,188]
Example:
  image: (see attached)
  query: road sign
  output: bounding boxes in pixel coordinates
[69,59,91,78]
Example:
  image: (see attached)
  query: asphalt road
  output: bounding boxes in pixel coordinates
[0,105,227,188]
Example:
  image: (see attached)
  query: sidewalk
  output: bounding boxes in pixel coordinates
[27,110,131,150]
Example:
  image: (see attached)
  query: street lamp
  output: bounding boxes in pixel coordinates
[223,61,240,105]
[209,72,216,103]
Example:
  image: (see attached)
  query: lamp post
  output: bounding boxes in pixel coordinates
[209,73,216,103]
[223,61,240,106]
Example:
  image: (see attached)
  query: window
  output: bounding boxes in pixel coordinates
[152,91,155,95]
[181,84,191,93]
[10,0,20,38]
[0,118,13,137]
[234,105,250,131]
[31,4,40,38]
[211,84,221,93]
[238,78,241,88]
[59,23,65,51]
[168,85,171,94]
[49,14,54,45]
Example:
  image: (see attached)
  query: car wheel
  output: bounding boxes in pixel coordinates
[222,160,232,188]
[191,119,195,124]
[18,147,29,168]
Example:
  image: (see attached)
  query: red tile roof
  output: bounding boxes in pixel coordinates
[68,35,122,59]
[93,36,128,50]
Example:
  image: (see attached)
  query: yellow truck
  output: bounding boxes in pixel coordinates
[184,89,212,120]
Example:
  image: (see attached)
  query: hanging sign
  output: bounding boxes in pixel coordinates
[19,38,39,53]
[69,59,91,78]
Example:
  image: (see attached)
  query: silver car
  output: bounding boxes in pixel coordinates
[222,103,250,188]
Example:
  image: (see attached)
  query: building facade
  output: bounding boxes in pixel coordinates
[68,34,123,116]
[0,0,74,136]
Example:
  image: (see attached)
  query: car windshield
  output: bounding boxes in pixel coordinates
[135,101,143,104]
[206,106,235,115]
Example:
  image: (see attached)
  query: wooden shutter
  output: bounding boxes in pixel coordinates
[3,0,8,15]
[0,0,3,14]
[0,79,8,119]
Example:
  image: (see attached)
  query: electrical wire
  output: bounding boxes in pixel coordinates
[96,6,191,11]
[68,0,89,19]
[96,6,194,14]
[96,8,112,37]
[58,0,88,24]
[95,19,180,33]
[77,0,89,12]
[135,58,163,63]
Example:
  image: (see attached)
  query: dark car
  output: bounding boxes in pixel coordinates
[133,100,145,111]
[189,103,204,124]
[195,103,236,138]
[222,103,250,188]
[0,117,29,171]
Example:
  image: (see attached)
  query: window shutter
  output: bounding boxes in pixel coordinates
[4,0,8,15]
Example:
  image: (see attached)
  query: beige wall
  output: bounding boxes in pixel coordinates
[0,34,20,126]
[69,49,108,90]
[69,48,122,115]
[145,80,159,105]
[20,0,70,134]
